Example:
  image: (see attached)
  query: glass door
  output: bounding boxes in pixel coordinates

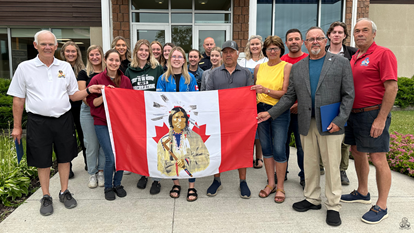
[131,25,171,48]
[194,25,231,54]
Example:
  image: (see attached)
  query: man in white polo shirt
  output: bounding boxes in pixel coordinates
[7,30,103,216]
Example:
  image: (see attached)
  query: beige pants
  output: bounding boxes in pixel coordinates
[301,118,343,211]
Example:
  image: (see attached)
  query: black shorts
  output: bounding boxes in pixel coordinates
[344,109,391,153]
[26,111,78,168]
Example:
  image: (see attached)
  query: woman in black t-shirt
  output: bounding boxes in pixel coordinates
[111,36,131,74]
[78,45,106,189]
[60,41,86,178]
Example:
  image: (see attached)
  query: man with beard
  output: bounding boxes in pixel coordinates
[257,26,354,226]
[281,29,308,189]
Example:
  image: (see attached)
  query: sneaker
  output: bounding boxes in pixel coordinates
[340,171,350,185]
[239,181,251,199]
[207,180,222,197]
[88,174,98,188]
[114,185,127,197]
[326,210,342,226]
[137,176,148,189]
[361,205,388,224]
[97,171,105,187]
[124,171,131,175]
[105,188,116,201]
[59,190,77,209]
[39,195,53,216]
[341,190,371,204]
[292,199,321,212]
[150,181,161,195]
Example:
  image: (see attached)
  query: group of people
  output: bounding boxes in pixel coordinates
[8,17,397,227]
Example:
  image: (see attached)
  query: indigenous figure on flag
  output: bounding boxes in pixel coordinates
[157,106,210,177]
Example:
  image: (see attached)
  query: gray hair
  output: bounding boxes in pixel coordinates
[244,35,265,60]
[357,18,377,33]
[34,30,58,45]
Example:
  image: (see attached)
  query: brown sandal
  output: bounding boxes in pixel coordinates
[258,185,276,198]
[274,189,286,203]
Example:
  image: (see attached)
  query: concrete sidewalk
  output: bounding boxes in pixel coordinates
[1,147,413,233]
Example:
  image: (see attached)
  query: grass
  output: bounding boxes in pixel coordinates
[390,110,414,135]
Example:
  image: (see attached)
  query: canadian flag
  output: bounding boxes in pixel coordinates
[102,86,257,179]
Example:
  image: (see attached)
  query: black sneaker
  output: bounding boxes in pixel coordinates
[326,210,342,226]
[137,176,148,189]
[150,181,161,195]
[40,195,53,216]
[59,190,77,209]
[341,171,350,185]
[105,188,116,201]
[114,185,127,197]
[292,199,321,212]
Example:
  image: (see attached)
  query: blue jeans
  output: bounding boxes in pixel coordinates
[95,125,123,189]
[80,103,105,175]
[257,103,290,162]
[286,113,305,180]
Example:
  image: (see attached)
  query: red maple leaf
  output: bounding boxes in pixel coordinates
[152,123,170,143]
[192,124,210,143]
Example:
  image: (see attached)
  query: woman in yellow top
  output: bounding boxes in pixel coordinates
[252,35,292,203]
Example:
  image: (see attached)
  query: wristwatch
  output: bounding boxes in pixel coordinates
[86,87,91,95]
[267,89,270,94]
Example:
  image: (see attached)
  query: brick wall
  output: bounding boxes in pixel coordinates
[112,0,130,46]
[345,0,370,45]
[233,0,249,52]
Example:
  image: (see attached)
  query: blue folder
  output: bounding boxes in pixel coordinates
[15,139,24,164]
[320,102,347,132]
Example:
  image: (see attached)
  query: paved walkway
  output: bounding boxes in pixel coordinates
[1,148,413,233]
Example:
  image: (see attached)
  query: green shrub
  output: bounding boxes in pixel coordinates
[395,76,414,108]
[0,78,27,129]
[0,134,38,207]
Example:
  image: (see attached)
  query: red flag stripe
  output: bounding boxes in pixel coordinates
[218,86,257,172]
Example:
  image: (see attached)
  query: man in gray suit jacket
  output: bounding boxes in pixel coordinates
[257,26,354,226]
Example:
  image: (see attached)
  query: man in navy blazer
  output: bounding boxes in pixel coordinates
[257,26,354,226]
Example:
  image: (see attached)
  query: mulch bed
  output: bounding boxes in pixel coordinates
[0,160,58,223]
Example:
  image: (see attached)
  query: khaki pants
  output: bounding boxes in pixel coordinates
[320,139,350,171]
[301,118,343,211]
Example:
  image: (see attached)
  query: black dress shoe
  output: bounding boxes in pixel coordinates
[326,210,341,226]
[292,199,321,212]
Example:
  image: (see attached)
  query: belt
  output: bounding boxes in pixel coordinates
[351,105,381,113]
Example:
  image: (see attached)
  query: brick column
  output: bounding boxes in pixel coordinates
[233,0,249,52]
[345,0,370,46]
[112,0,130,45]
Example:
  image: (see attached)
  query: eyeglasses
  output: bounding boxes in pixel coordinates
[266,47,280,52]
[171,55,184,60]
[305,37,326,42]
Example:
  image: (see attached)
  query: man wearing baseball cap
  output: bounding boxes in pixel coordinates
[206,40,254,199]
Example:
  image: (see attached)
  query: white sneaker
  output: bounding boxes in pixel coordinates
[97,171,104,187]
[88,174,98,188]
[124,171,131,175]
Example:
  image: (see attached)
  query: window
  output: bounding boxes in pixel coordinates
[256,0,344,52]
[10,28,90,75]
[0,28,10,79]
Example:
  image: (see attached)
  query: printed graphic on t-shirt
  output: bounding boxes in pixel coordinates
[361,57,369,66]
[131,75,155,90]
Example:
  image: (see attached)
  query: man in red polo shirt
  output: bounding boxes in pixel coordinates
[280,29,308,189]
[341,18,398,225]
